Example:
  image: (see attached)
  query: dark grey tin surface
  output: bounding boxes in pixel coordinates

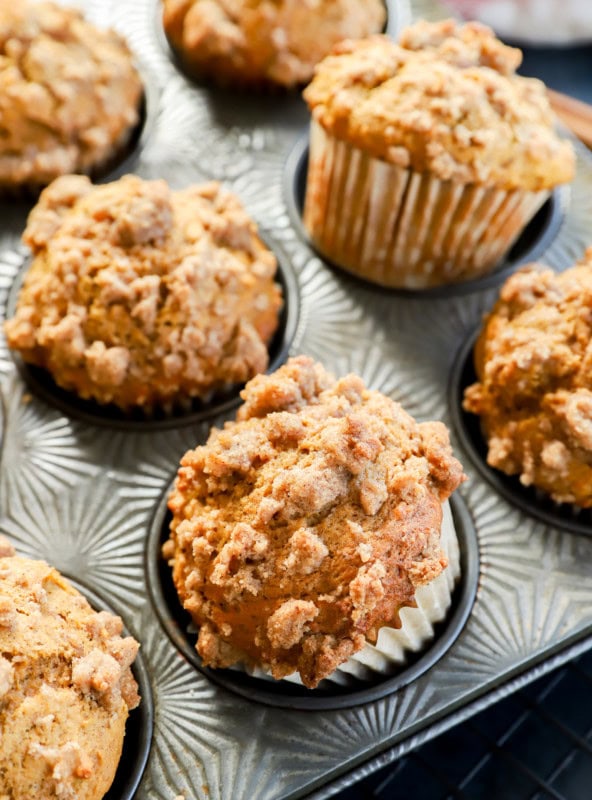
[0,0,591,798]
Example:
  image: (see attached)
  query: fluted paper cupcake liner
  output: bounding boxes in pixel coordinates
[243,500,461,688]
[303,120,550,289]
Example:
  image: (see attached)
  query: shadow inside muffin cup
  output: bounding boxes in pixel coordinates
[6,242,299,431]
[284,135,567,298]
[145,483,480,711]
[449,330,592,537]
[62,578,153,800]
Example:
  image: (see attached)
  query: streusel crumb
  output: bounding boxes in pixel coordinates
[0,552,140,799]
[464,249,592,507]
[5,174,282,410]
[165,356,465,688]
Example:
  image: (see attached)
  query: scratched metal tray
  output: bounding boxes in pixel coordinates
[1,0,592,798]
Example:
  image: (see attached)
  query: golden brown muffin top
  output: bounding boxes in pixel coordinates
[165,356,465,688]
[0,540,139,800]
[162,0,386,88]
[464,249,592,508]
[0,0,142,189]
[5,174,282,411]
[304,19,574,190]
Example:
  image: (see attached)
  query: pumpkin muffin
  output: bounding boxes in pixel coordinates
[464,250,592,508]
[0,0,143,195]
[0,537,140,800]
[303,19,574,288]
[5,174,282,412]
[164,356,466,688]
[162,0,386,89]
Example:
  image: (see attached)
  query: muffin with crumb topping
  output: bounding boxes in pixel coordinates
[0,0,143,195]
[4,174,282,412]
[0,536,140,800]
[303,19,574,288]
[162,0,386,89]
[164,356,466,688]
[464,249,592,508]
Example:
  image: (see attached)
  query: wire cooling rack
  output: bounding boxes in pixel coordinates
[336,648,592,800]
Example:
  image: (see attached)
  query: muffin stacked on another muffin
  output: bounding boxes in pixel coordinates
[162,0,386,89]
[164,356,466,689]
[303,19,574,288]
[5,174,282,412]
[464,250,592,508]
[0,0,143,195]
[0,537,140,800]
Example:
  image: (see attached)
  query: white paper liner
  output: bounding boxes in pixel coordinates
[303,120,550,289]
[236,500,461,689]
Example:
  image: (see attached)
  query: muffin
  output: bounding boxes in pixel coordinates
[0,0,143,195]
[162,0,386,89]
[302,19,575,288]
[463,251,592,508]
[164,356,466,689]
[0,537,140,800]
[5,174,283,412]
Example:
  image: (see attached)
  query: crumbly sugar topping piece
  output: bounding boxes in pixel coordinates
[464,248,592,508]
[165,356,466,688]
[303,19,574,190]
[0,0,142,188]
[5,174,282,410]
[0,555,140,800]
[162,0,386,88]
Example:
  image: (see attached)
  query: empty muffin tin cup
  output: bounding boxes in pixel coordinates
[449,330,592,537]
[283,135,566,297]
[6,243,299,431]
[146,483,480,711]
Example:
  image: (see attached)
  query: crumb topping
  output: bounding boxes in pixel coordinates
[166,356,465,687]
[0,0,142,188]
[5,174,282,410]
[163,0,386,88]
[0,553,140,799]
[464,249,592,507]
[303,19,574,190]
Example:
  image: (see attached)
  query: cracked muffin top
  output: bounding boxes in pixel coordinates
[0,0,143,192]
[464,250,592,508]
[5,174,282,411]
[162,0,386,88]
[304,19,574,190]
[164,356,466,688]
[0,538,140,800]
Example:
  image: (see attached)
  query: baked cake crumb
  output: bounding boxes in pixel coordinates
[166,356,465,687]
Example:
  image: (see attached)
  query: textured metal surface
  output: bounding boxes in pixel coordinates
[0,1,591,799]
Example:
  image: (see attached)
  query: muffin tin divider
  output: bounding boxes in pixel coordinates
[0,1,591,798]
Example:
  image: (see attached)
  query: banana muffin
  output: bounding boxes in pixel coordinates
[162,0,386,89]
[5,174,282,412]
[0,0,143,195]
[0,537,140,800]
[164,356,466,688]
[464,250,592,508]
[303,19,575,288]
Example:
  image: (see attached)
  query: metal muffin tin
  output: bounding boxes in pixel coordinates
[0,0,592,798]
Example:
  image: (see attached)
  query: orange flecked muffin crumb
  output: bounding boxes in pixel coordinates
[5,174,282,411]
[164,356,466,688]
[0,537,140,800]
[162,0,386,89]
[0,0,143,193]
[464,250,592,508]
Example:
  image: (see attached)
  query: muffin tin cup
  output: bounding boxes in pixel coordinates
[5,239,299,430]
[449,329,592,537]
[285,133,566,297]
[145,485,479,711]
[61,578,154,800]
